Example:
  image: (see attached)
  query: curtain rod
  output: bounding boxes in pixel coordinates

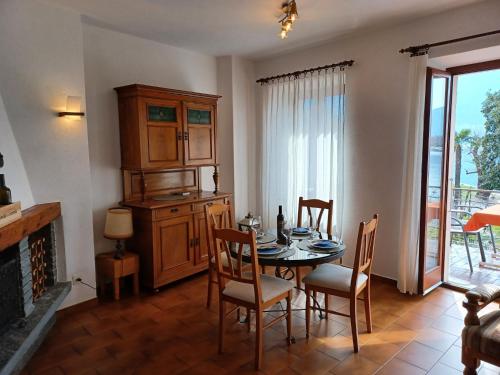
[399,29,500,56]
[256,59,354,84]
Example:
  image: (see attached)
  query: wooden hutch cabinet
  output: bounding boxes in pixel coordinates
[114,84,229,289]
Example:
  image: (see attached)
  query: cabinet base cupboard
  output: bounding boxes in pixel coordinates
[124,192,231,289]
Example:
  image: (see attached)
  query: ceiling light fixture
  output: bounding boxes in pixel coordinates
[278,0,298,40]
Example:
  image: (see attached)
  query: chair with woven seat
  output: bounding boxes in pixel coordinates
[462,284,500,374]
[205,202,235,308]
[207,221,294,370]
[295,197,334,288]
[303,214,379,352]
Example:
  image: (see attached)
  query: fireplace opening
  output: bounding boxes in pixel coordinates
[0,245,23,334]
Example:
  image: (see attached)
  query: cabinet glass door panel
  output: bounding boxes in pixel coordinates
[187,108,211,125]
[183,103,216,165]
[419,68,451,294]
[148,105,177,122]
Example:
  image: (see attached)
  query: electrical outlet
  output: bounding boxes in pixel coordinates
[72,275,82,285]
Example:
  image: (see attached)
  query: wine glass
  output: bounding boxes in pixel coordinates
[308,213,318,239]
[282,221,292,248]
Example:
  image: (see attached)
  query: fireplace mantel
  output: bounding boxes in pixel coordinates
[0,203,61,252]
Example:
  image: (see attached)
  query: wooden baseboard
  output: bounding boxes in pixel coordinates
[371,273,397,286]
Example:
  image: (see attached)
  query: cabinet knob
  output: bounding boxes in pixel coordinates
[170,207,179,213]
[184,131,189,141]
[206,202,213,207]
[177,132,182,141]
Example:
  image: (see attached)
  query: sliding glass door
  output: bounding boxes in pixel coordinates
[418,68,452,294]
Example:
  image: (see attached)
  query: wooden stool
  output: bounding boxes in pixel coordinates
[96,251,139,300]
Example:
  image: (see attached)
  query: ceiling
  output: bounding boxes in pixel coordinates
[46,0,485,59]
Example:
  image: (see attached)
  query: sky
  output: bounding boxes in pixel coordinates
[429,68,500,188]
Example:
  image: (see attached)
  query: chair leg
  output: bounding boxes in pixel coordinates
[350,295,359,352]
[324,293,329,320]
[206,266,214,308]
[286,291,292,344]
[463,232,474,273]
[255,310,263,370]
[487,225,496,253]
[364,284,372,333]
[305,287,311,339]
[296,267,301,288]
[462,346,480,375]
[477,232,486,262]
[247,308,251,332]
[218,299,225,354]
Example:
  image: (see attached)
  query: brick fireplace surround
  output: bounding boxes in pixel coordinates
[0,203,71,375]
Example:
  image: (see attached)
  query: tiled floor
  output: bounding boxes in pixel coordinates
[23,272,500,375]
[449,239,499,288]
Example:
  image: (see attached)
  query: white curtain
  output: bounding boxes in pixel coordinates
[260,68,346,238]
[398,54,428,294]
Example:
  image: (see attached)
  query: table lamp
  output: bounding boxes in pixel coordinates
[104,207,133,259]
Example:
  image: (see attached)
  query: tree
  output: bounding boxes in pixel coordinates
[454,129,472,188]
[469,90,500,191]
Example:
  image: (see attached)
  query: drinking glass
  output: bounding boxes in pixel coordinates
[282,222,292,248]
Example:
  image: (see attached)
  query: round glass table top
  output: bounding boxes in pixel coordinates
[231,232,345,267]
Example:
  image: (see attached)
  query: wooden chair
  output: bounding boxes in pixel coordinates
[295,197,334,288]
[205,202,235,308]
[303,214,379,352]
[462,284,500,374]
[207,222,294,370]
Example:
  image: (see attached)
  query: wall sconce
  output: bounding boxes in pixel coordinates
[58,96,85,119]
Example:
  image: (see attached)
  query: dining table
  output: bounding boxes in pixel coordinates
[463,204,500,231]
[230,230,346,323]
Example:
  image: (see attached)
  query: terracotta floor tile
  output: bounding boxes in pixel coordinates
[317,334,358,362]
[329,354,381,375]
[289,349,339,375]
[439,345,463,371]
[428,362,462,375]
[395,341,443,371]
[431,314,464,336]
[394,311,434,330]
[376,358,426,375]
[357,336,402,365]
[414,327,457,352]
[374,323,417,348]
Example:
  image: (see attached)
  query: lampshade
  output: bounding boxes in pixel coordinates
[104,208,133,239]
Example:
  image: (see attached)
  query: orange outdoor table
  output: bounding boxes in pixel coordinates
[463,204,500,231]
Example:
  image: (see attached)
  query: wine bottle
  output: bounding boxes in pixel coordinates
[277,205,285,244]
[0,174,12,205]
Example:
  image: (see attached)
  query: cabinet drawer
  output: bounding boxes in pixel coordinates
[193,199,225,212]
[155,204,192,220]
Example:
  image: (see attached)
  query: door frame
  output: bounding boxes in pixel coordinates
[418,68,453,294]
[440,58,500,291]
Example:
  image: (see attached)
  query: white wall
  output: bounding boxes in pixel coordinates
[254,0,500,280]
[0,94,34,207]
[216,56,257,221]
[0,0,96,307]
[82,23,219,255]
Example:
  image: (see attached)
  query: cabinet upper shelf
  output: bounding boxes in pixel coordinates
[114,84,220,171]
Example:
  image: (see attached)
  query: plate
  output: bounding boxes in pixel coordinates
[258,246,287,257]
[292,227,311,235]
[257,233,276,244]
[310,239,339,250]
[257,244,282,256]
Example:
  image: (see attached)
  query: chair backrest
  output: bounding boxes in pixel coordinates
[205,202,234,260]
[351,214,379,287]
[297,197,334,239]
[209,224,262,305]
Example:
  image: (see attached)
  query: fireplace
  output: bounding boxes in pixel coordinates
[0,203,71,375]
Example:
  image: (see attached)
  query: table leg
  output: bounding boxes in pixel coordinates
[113,278,120,300]
[477,233,486,262]
[133,273,139,295]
